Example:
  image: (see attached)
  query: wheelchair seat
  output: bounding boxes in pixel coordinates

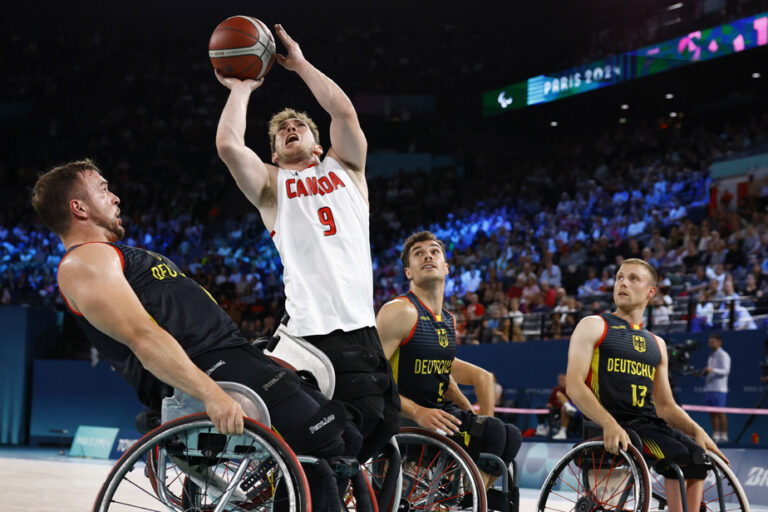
[264,323,337,399]
[161,380,271,426]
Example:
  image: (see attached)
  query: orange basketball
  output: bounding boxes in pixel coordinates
[209,16,276,80]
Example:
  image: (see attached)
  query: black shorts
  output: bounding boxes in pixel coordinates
[623,416,708,480]
[193,344,346,457]
[305,326,401,458]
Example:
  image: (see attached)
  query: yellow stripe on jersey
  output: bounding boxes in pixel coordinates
[390,348,400,384]
[643,439,665,460]
[590,346,601,398]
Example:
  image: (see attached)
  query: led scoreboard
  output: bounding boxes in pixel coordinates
[482,11,768,117]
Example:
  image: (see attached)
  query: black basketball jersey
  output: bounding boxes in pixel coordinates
[586,312,663,422]
[60,242,247,407]
[390,291,456,408]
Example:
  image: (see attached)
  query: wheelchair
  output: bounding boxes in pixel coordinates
[265,326,520,512]
[536,424,750,512]
[389,425,520,512]
[93,381,312,511]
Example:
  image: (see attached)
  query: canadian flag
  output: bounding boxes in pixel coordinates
[709,178,749,212]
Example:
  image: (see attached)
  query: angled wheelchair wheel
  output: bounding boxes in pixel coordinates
[361,437,403,512]
[537,440,651,512]
[92,413,310,512]
[395,427,487,512]
[647,451,750,512]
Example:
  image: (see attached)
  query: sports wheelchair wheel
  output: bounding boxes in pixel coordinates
[93,413,310,511]
[395,427,487,512]
[647,451,750,512]
[537,440,651,512]
[358,437,403,512]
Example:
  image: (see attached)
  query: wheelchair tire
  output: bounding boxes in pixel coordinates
[647,451,750,512]
[395,427,487,512]
[92,413,310,512]
[362,436,403,512]
[537,440,651,512]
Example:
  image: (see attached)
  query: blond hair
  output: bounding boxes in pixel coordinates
[268,108,320,154]
[620,258,658,286]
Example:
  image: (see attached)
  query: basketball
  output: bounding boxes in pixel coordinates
[208,16,276,80]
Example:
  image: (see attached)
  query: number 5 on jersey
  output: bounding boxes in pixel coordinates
[317,207,337,236]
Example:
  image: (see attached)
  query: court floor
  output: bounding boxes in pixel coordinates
[1,448,763,512]
[0,448,543,512]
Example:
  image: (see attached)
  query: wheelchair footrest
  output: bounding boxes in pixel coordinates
[329,456,360,478]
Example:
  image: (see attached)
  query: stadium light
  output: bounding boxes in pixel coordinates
[621,104,629,110]
[665,93,674,99]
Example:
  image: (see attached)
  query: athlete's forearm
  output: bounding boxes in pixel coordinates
[399,394,422,421]
[445,378,473,411]
[216,84,253,150]
[474,372,496,417]
[293,60,356,119]
[567,379,621,431]
[129,326,223,406]
[657,403,706,438]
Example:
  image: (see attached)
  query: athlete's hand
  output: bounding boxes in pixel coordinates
[274,24,308,71]
[695,429,730,466]
[204,390,245,435]
[214,70,263,92]
[413,406,462,434]
[602,421,631,454]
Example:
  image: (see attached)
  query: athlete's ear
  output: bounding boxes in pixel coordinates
[69,199,88,220]
[404,267,413,281]
[271,152,279,164]
[314,144,323,156]
[444,262,450,276]
[647,285,657,301]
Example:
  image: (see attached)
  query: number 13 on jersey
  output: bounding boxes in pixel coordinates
[631,384,648,408]
[317,207,337,236]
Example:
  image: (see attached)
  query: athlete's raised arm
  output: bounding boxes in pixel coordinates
[215,73,278,224]
[274,25,367,184]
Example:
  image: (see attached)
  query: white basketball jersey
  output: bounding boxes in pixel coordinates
[272,156,375,336]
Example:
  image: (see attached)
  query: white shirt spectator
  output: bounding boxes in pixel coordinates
[540,264,562,288]
[704,347,730,392]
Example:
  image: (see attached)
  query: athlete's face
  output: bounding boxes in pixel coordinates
[272,118,322,165]
[405,240,449,285]
[80,170,124,242]
[614,263,656,312]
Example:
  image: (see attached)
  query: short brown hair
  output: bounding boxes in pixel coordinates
[620,258,658,286]
[268,108,320,154]
[401,231,446,268]
[31,159,100,235]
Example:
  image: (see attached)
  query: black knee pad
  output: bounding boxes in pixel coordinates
[282,399,349,459]
[502,423,522,462]
[473,417,506,476]
[478,417,506,458]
